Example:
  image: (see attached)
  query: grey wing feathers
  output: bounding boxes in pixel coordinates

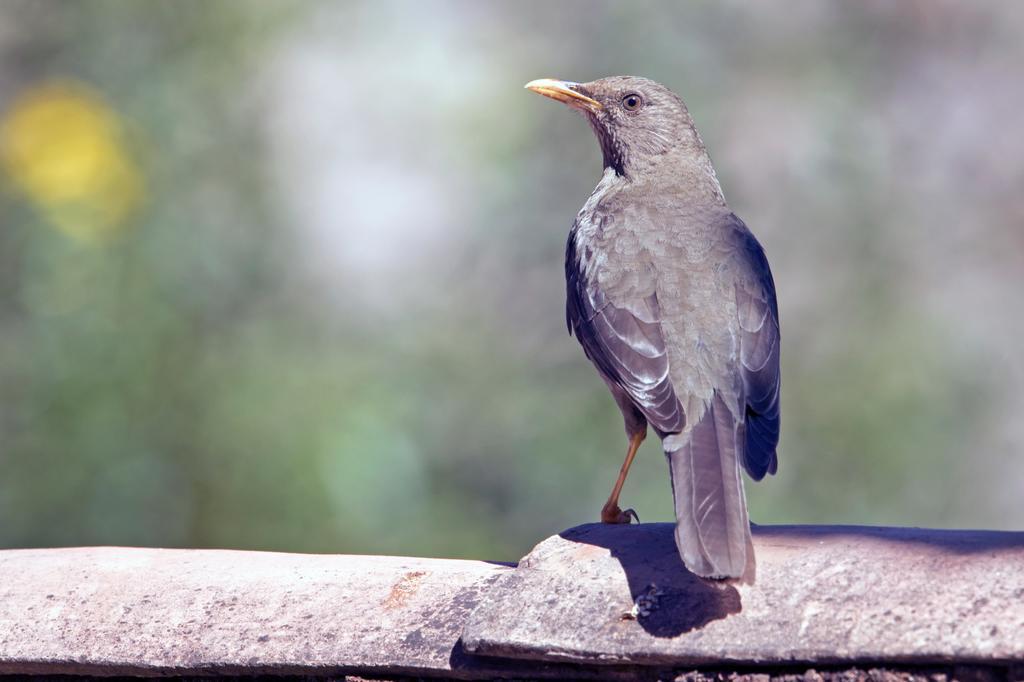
[565,227,685,435]
[666,214,778,579]
[731,217,781,480]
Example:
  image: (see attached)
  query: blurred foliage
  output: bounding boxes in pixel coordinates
[0,81,142,242]
[0,0,1021,561]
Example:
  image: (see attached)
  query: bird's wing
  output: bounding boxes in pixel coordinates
[666,215,780,579]
[565,225,686,435]
[727,215,781,480]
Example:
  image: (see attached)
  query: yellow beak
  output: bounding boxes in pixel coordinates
[524,78,602,111]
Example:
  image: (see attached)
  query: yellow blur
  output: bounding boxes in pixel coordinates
[0,80,143,242]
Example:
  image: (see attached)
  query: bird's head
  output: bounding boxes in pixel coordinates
[526,75,713,184]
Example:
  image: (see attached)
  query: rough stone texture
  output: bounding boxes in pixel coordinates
[671,667,1011,682]
[0,547,619,679]
[462,523,1024,666]
[1,524,1022,679]
[0,668,1014,682]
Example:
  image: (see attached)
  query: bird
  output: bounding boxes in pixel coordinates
[525,76,780,579]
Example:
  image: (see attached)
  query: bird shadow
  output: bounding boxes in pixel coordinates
[558,522,742,638]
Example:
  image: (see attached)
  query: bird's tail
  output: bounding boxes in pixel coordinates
[664,391,752,579]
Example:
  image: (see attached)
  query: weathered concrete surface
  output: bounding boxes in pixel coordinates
[2,525,1022,679]
[0,547,621,679]
[673,667,1022,682]
[462,523,1024,666]
[0,548,491,677]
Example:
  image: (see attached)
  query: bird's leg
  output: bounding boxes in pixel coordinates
[600,430,646,524]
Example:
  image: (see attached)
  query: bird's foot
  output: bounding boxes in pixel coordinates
[600,502,639,524]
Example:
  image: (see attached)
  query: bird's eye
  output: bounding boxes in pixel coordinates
[621,93,643,111]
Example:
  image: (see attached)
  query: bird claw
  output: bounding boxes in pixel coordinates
[601,504,639,524]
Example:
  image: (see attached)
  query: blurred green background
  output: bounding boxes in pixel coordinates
[1,1,1021,560]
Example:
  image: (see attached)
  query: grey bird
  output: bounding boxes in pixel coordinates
[526,76,780,579]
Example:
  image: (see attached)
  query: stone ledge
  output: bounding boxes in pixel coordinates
[0,524,1022,679]
[0,547,517,679]
[463,524,1024,666]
